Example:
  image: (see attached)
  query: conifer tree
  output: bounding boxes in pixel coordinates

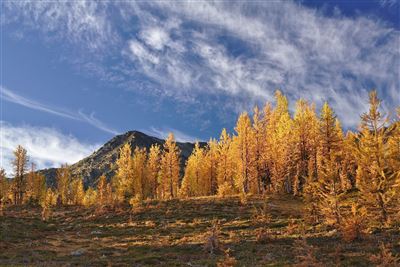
[41,188,57,221]
[147,144,161,199]
[56,164,71,205]
[160,133,181,199]
[232,112,257,194]
[83,187,98,207]
[261,102,274,191]
[252,106,267,194]
[313,103,344,226]
[114,143,134,202]
[355,91,398,225]
[97,175,109,206]
[70,178,84,205]
[180,142,204,197]
[267,91,292,193]
[0,168,7,216]
[132,147,147,200]
[216,129,235,196]
[292,99,318,195]
[204,139,219,195]
[12,145,28,205]
[25,163,46,204]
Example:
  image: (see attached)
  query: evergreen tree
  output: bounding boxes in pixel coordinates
[252,106,267,194]
[216,129,235,196]
[355,91,398,225]
[12,145,28,205]
[114,143,134,202]
[232,112,257,194]
[147,144,161,199]
[180,142,204,197]
[25,163,46,204]
[56,164,71,205]
[132,147,147,200]
[204,139,219,195]
[0,168,7,215]
[292,99,318,195]
[70,178,84,205]
[267,91,292,193]
[97,175,109,206]
[160,133,181,199]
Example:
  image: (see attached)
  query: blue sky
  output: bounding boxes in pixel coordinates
[1,0,399,174]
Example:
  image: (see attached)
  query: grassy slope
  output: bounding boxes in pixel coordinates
[0,195,399,266]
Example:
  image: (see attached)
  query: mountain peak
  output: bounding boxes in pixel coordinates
[40,130,202,187]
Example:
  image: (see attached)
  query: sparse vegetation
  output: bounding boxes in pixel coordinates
[0,90,399,265]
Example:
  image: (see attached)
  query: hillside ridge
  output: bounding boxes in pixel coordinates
[39,130,205,187]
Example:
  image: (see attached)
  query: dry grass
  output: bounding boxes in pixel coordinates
[0,194,399,266]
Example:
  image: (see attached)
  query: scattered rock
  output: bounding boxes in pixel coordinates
[91,230,102,235]
[71,249,85,256]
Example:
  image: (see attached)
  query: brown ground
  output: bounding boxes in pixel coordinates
[0,195,399,266]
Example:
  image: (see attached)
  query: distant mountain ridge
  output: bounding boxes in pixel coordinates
[39,131,205,187]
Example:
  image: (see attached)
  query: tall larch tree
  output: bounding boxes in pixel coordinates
[97,175,109,206]
[147,144,161,199]
[180,142,204,197]
[56,164,71,205]
[232,112,257,194]
[355,91,398,226]
[26,163,46,204]
[204,139,219,195]
[160,133,181,199]
[70,178,84,205]
[268,91,292,193]
[261,102,274,191]
[114,143,134,202]
[0,168,7,215]
[292,99,318,195]
[216,129,235,196]
[12,145,28,205]
[132,147,147,200]
[252,105,267,194]
[315,103,344,226]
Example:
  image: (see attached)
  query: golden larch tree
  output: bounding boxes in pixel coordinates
[70,178,84,205]
[216,129,235,196]
[232,112,257,194]
[56,164,71,205]
[292,99,318,195]
[12,145,28,205]
[267,91,292,193]
[355,91,398,226]
[114,143,134,202]
[146,144,161,199]
[160,133,181,199]
[132,147,147,200]
[180,142,204,197]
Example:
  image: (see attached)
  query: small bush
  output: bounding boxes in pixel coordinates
[204,220,222,254]
[340,203,367,242]
[370,243,400,267]
[217,249,237,267]
[294,238,323,267]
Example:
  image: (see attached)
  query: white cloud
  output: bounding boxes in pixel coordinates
[1,86,119,135]
[2,1,117,51]
[0,122,100,175]
[140,27,170,51]
[145,127,200,143]
[1,86,77,120]
[3,1,399,128]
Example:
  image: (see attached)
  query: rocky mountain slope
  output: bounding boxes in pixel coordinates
[39,131,205,187]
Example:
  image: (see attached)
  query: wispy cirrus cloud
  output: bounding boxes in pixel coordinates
[2,1,399,128]
[1,86,119,135]
[0,122,99,175]
[145,127,200,143]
